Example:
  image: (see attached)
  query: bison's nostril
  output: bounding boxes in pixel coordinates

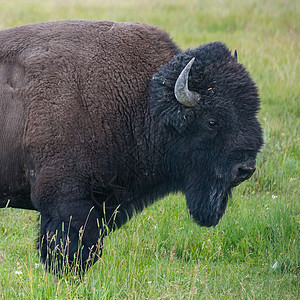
[231,162,256,187]
[237,166,256,181]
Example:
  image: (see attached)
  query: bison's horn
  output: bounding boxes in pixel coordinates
[234,49,238,62]
[174,57,200,107]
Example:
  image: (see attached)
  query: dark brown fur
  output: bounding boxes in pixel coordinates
[0,21,179,209]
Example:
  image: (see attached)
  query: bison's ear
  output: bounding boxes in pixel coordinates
[166,112,193,134]
[151,103,195,134]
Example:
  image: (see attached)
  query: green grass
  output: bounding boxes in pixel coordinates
[0,0,299,298]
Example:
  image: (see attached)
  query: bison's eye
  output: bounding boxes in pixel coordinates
[208,119,218,128]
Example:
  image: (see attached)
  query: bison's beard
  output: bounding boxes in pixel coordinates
[185,176,233,227]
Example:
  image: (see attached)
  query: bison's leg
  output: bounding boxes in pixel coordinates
[31,169,106,275]
[38,205,105,276]
[38,208,104,276]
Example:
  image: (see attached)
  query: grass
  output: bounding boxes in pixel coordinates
[0,0,299,298]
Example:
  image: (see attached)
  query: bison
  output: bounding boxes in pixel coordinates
[0,20,263,275]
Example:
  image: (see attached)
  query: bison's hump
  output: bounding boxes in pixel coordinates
[0,21,179,62]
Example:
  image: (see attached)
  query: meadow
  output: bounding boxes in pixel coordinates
[0,0,299,298]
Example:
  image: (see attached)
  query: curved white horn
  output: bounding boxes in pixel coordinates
[174,57,200,107]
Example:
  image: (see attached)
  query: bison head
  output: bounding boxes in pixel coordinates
[150,42,263,227]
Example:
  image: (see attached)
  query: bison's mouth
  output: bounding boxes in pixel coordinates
[186,159,257,227]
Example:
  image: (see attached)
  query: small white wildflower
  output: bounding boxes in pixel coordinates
[271,261,279,270]
[147,281,152,284]
[15,270,23,275]
[272,195,278,199]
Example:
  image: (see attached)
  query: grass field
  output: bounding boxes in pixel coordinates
[0,0,299,299]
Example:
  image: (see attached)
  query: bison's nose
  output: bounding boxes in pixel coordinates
[231,162,256,187]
